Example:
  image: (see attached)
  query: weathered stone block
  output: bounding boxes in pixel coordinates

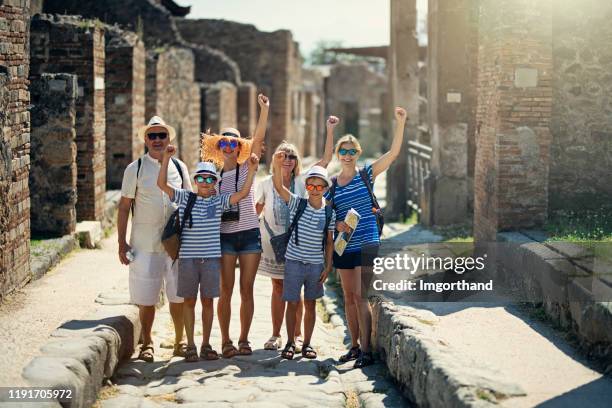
[75,220,102,249]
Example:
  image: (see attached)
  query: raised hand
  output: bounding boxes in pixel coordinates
[394,107,407,122]
[164,144,176,157]
[258,93,270,109]
[327,115,339,129]
[248,153,260,171]
[273,151,286,168]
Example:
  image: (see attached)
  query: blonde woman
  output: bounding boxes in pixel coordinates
[327,107,407,368]
[255,116,338,351]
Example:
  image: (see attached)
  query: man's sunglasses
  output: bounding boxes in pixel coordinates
[218,139,239,150]
[306,184,326,192]
[194,175,217,184]
[147,132,168,140]
[338,148,358,156]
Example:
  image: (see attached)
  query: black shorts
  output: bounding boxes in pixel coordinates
[333,244,380,270]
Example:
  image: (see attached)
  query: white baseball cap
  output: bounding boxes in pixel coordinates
[193,161,220,181]
[304,165,331,187]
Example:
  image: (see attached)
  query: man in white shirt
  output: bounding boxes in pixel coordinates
[117,116,192,362]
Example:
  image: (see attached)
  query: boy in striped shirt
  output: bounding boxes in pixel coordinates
[158,144,259,362]
[272,151,335,360]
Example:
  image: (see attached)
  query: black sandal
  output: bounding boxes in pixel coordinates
[281,342,296,360]
[354,351,374,368]
[137,345,154,362]
[339,346,361,363]
[301,345,317,359]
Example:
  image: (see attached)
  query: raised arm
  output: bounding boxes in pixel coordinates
[229,153,259,205]
[313,116,338,168]
[156,145,177,201]
[371,107,407,179]
[271,151,291,203]
[250,94,270,158]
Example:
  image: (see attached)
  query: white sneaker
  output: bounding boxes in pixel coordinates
[264,336,282,350]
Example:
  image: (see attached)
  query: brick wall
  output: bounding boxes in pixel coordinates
[145,47,200,170]
[30,14,106,222]
[201,81,237,134]
[30,73,78,236]
[237,83,256,139]
[474,0,553,241]
[176,19,300,163]
[105,27,145,188]
[549,0,612,211]
[0,0,31,297]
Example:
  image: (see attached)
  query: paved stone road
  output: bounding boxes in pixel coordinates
[96,272,410,408]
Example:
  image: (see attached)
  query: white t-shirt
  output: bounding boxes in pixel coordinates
[121,154,192,253]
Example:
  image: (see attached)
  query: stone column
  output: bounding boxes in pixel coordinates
[237,82,257,139]
[424,0,478,226]
[0,0,31,297]
[474,0,553,241]
[386,0,419,221]
[30,15,106,222]
[30,74,78,236]
[105,29,145,188]
[201,81,238,133]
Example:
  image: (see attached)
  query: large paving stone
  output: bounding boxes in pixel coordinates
[40,335,109,379]
[176,385,262,403]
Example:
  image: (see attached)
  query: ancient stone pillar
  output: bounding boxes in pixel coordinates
[201,81,238,134]
[386,0,419,221]
[30,15,106,222]
[237,82,257,139]
[423,0,478,226]
[30,74,78,236]
[0,0,31,296]
[105,28,145,189]
[474,0,553,241]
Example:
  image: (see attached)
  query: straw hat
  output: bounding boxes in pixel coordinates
[138,116,176,141]
[200,128,253,167]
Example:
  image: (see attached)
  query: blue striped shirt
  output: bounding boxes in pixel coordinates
[325,165,379,253]
[173,189,231,258]
[285,193,335,264]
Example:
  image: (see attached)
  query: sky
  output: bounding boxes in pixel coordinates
[176,0,393,56]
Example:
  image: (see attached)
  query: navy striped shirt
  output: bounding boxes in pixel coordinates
[285,193,335,264]
[173,189,231,258]
[325,165,379,253]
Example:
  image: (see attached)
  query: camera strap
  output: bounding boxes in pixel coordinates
[219,164,241,211]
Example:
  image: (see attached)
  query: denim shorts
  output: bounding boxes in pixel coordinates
[333,244,380,269]
[220,227,263,255]
[177,258,221,299]
[283,260,324,302]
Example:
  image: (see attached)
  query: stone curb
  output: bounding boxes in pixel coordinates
[30,234,79,281]
[20,301,141,408]
[371,297,526,408]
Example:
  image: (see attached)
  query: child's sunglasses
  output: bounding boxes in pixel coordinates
[306,184,326,192]
[338,148,358,156]
[194,175,217,184]
[147,132,168,140]
[218,139,239,150]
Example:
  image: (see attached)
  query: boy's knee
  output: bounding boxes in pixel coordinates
[184,298,197,307]
[201,297,214,307]
[304,299,316,310]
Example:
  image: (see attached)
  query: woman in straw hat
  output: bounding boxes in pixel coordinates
[201,94,269,358]
[255,116,339,352]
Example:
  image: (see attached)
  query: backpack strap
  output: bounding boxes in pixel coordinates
[180,192,198,232]
[171,157,184,187]
[359,167,380,211]
[288,198,308,246]
[130,157,143,216]
[322,204,333,250]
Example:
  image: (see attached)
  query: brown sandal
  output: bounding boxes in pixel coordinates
[222,341,239,358]
[238,340,253,355]
[184,345,199,363]
[173,342,187,357]
[200,344,219,360]
[138,345,154,362]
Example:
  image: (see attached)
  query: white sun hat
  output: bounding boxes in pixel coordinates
[192,161,220,181]
[304,165,331,187]
[138,116,176,141]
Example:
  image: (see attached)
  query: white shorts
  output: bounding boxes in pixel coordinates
[129,251,183,306]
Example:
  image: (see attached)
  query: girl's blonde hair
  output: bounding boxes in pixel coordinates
[335,134,363,157]
[272,141,302,177]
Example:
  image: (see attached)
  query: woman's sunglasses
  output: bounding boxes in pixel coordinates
[147,132,168,140]
[338,148,358,156]
[194,175,217,184]
[306,184,326,192]
[218,139,239,150]
[283,153,298,161]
